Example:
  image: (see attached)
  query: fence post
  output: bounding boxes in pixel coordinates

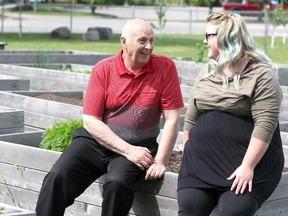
[264,9,270,53]
[189,10,192,36]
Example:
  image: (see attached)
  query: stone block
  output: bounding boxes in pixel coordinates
[82,29,100,41]
[86,27,113,40]
[50,26,71,39]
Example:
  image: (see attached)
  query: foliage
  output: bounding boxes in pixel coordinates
[151,0,167,34]
[34,51,53,69]
[40,119,83,152]
[78,0,125,5]
[188,0,221,7]
[2,178,17,206]
[60,66,91,74]
[192,43,207,63]
[127,0,155,5]
[269,7,288,27]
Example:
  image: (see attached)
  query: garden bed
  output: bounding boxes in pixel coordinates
[32,93,288,173]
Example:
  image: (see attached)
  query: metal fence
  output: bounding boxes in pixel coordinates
[0,3,287,49]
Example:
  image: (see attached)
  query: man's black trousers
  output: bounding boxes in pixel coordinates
[35,127,158,216]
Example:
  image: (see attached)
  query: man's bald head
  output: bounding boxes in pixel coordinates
[121,19,153,41]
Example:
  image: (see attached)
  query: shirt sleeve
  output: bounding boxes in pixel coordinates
[82,63,106,118]
[161,59,184,110]
[250,65,282,144]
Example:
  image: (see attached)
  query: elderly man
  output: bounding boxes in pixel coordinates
[36,19,183,216]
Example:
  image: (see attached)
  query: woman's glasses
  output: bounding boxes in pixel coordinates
[205,33,217,41]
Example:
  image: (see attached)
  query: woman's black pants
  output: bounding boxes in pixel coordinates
[35,128,157,216]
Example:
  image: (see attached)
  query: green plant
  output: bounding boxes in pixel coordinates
[60,65,91,74]
[192,43,207,63]
[269,7,288,28]
[127,0,155,5]
[40,119,83,152]
[151,1,167,34]
[2,178,17,206]
[34,51,53,69]
[15,164,25,177]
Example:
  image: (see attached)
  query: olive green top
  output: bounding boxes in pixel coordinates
[184,60,282,144]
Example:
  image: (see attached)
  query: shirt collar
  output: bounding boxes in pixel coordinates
[116,50,154,76]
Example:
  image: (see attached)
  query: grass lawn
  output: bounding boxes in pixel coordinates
[0,32,287,64]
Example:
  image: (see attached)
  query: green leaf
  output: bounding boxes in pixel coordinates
[40,119,83,152]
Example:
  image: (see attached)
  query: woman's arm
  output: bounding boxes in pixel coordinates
[228,64,282,194]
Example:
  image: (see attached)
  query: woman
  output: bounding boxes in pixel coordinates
[177,12,284,216]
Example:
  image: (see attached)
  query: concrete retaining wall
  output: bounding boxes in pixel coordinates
[0,139,287,216]
[0,106,24,135]
[0,51,111,66]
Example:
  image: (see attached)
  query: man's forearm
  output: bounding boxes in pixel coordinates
[82,114,131,156]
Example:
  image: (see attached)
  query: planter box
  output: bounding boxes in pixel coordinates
[0,74,29,91]
[0,51,111,66]
[0,106,24,135]
[0,91,82,129]
[0,133,288,216]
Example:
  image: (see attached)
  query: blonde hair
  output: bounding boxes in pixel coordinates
[206,12,277,88]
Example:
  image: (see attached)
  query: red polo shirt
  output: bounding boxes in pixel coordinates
[83,51,183,143]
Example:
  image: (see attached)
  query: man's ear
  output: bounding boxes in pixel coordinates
[120,37,126,47]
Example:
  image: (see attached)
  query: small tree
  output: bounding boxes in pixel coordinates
[269,7,288,48]
[150,0,167,35]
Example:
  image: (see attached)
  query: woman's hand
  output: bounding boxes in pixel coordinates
[227,164,254,194]
[145,160,166,180]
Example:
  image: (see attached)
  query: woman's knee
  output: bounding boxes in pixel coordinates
[217,191,259,216]
[177,188,217,216]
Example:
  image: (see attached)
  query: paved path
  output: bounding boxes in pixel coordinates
[0,5,271,36]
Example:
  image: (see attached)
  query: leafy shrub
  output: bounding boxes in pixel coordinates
[40,119,83,152]
[127,0,155,5]
[77,0,125,5]
[192,43,207,63]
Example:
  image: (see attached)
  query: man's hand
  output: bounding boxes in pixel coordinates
[144,161,166,180]
[125,146,154,171]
